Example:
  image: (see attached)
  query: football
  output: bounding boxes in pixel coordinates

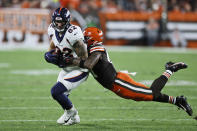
[53,47,61,55]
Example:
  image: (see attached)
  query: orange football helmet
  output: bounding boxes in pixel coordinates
[83,27,103,46]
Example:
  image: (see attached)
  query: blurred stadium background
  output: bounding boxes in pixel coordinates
[1,0,197,47]
[0,0,197,130]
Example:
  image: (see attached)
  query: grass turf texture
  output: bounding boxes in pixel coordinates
[0,48,197,131]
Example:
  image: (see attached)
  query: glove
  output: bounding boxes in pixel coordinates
[44,49,59,65]
[63,56,73,65]
[58,56,74,68]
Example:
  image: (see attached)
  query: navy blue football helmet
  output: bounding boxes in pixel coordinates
[52,7,71,32]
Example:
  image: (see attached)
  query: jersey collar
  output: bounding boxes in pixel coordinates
[54,23,71,43]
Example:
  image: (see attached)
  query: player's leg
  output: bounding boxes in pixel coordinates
[151,62,192,116]
[51,69,88,125]
[150,69,172,103]
[112,72,154,101]
[51,82,72,111]
[112,66,193,116]
[151,61,188,93]
[51,82,76,124]
[61,70,88,125]
[150,61,188,103]
[152,91,193,116]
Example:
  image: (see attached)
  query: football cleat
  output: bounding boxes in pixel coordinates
[63,106,80,126]
[176,96,193,116]
[165,62,188,72]
[57,110,68,124]
[64,114,80,126]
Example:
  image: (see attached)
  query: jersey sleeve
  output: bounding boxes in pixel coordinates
[47,23,54,38]
[88,44,105,54]
[66,25,84,46]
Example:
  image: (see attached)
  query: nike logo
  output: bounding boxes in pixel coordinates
[64,116,71,123]
[179,104,186,111]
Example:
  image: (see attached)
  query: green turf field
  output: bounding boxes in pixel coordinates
[0,48,197,131]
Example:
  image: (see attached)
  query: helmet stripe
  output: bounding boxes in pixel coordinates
[59,7,62,14]
[65,10,70,17]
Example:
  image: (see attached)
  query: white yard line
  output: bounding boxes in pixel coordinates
[1,96,52,100]
[1,44,197,54]
[106,46,197,54]
[0,86,196,93]
[0,120,54,122]
[1,96,197,100]
[0,107,59,110]
[0,106,196,110]
[140,80,197,86]
[0,118,194,122]
[10,69,60,75]
[0,63,10,68]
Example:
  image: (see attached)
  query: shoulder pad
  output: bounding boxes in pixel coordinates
[89,44,105,54]
[66,25,84,46]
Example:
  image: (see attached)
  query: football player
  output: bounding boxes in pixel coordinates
[44,7,89,125]
[64,27,193,117]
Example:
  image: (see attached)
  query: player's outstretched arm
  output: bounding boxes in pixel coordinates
[83,52,101,69]
[71,52,102,70]
[73,39,88,60]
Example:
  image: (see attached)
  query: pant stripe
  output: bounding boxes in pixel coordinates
[64,72,88,82]
[115,79,152,94]
[116,77,152,90]
[116,78,152,91]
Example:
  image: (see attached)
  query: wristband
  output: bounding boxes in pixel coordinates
[79,60,85,68]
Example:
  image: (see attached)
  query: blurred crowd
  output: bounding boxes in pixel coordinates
[1,0,197,27]
[1,0,197,12]
[1,0,196,26]
[1,0,195,47]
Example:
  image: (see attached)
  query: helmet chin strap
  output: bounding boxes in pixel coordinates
[56,28,65,33]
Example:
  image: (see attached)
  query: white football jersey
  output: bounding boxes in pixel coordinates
[48,24,88,72]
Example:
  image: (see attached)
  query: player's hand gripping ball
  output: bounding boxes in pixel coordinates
[44,49,59,65]
[53,47,61,55]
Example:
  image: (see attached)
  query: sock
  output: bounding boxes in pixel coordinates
[163,70,173,79]
[168,96,176,105]
[150,75,168,92]
[153,93,169,103]
[155,95,177,104]
[67,106,77,114]
[151,71,175,103]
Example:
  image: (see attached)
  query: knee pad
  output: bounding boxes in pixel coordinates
[51,82,68,99]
